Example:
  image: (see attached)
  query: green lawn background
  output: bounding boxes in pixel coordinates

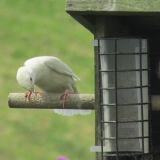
[0,0,94,159]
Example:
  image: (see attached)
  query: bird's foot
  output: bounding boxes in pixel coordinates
[34,91,44,97]
[25,91,44,100]
[60,89,72,107]
[25,91,32,100]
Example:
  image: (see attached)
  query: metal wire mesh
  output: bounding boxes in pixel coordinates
[98,38,153,160]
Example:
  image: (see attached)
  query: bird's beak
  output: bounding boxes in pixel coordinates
[29,87,38,98]
[29,87,34,94]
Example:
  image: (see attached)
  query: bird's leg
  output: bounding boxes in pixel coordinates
[60,89,72,108]
[25,91,44,100]
[25,91,32,100]
[34,91,44,97]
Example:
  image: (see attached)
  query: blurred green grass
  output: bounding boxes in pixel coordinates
[0,0,94,160]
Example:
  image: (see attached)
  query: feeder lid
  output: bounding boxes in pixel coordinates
[66,0,160,33]
[66,0,160,14]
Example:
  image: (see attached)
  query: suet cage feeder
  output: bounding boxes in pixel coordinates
[92,37,152,159]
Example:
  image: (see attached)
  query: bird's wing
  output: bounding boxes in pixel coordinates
[43,56,80,80]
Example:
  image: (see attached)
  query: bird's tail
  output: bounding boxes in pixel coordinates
[54,109,91,116]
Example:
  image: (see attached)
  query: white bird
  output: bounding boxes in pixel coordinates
[16,56,91,116]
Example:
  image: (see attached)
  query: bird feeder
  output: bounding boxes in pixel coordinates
[90,37,152,159]
[65,1,160,160]
[92,37,151,157]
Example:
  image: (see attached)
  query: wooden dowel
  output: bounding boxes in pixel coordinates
[8,93,160,111]
[8,93,95,110]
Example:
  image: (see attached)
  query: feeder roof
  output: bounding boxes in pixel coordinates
[66,0,160,33]
[66,0,160,13]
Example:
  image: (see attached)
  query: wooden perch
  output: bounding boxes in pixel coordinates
[8,93,94,110]
[8,93,160,111]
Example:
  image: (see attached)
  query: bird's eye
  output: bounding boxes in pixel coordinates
[30,77,32,81]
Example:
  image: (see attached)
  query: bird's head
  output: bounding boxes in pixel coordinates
[16,67,35,93]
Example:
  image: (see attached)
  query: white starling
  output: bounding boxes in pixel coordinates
[16,56,91,116]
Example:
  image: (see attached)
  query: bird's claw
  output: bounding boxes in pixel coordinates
[60,89,72,107]
[25,91,44,100]
[34,91,44,97]
[25,91,32,101]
